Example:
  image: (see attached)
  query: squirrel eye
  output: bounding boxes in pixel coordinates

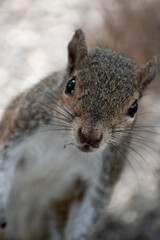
[128,100,138,117]
[65,76,76,94]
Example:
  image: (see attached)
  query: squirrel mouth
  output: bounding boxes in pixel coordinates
[78,143,101,153]
[79,144,92,152]
[78,140,101,153]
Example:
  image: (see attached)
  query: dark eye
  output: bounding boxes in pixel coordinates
[65,76,76,94]
[128,100,138,117]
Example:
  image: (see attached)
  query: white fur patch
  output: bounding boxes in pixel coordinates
[5,128,103,214]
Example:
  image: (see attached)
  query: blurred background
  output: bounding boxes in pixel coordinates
[0,0,160,239]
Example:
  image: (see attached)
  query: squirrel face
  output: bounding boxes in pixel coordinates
[60,29,157,153]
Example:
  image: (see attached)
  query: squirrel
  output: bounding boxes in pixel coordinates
[0,29,157,240]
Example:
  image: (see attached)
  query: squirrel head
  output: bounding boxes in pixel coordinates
[60,29,157,153]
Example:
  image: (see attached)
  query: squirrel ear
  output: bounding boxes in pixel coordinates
[67,29,88,75]
[139,56,158,95]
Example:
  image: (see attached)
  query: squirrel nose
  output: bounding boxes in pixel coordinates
[78,126,103,148]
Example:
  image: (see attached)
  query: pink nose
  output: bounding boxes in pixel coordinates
[78,126,103,148]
